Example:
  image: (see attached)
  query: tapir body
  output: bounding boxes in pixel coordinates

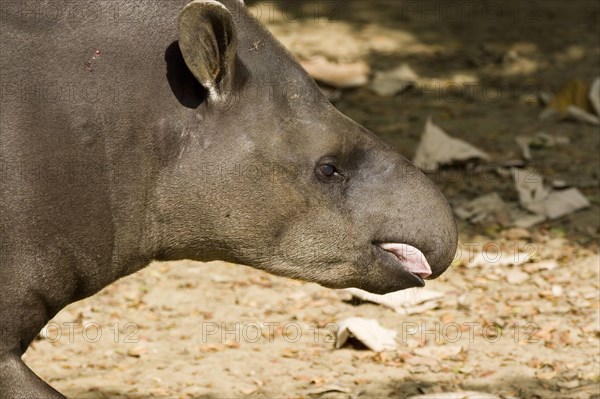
[0,0,458,397]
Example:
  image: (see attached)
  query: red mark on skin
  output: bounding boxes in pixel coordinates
[85,49,102,72]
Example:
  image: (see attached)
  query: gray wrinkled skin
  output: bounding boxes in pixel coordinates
[0,0,457,397]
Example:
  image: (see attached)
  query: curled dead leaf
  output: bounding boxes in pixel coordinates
[413,118,490,171]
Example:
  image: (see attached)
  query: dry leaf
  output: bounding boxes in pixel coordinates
[566,105,600,125]
[396,301,441,315]
[240,386,257,395]
[126,346,148,358]
[590,77,600,116]
[413,118,490,171]
[512,168,550,214]
[281,348,299,358]
[344,287,445,315]
[543,188,591,219]
[224,342,240,349]
[199,344,223,353]
[512,169,590,220]
[516,136,532,161]
[370,64,418,96]
[407,392,502,399]
[516,132,570,161]
[335,317,397,352]
[557,379,580,389]
[454,193,508,224]
[306,384,352,396]
[547,79,592,114]
[300,56,370,89]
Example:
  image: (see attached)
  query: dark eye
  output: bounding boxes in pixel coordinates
[316,160,344,183]
[319,163,337,177]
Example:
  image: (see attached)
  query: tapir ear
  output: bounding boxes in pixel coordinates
[178,0,238,100]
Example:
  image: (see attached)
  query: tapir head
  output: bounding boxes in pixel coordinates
[154,0,457,294]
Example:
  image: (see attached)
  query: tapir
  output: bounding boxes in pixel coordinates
[0,0,458,397]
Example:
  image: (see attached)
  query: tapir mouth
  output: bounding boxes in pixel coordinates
[377,243,432,279]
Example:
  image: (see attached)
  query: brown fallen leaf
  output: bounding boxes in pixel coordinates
[590,77,600,115]
[199,344,223,353]
[477,370,496,378]
[224,342,240,349]
[547,79,593,114]
[126,346,148,358]
[281,348,300,358]
[300,56,370,89]
[559,330,572,346]
[306,384,351,396]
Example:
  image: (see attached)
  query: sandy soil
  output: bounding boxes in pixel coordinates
[26,248,599,398]
[23,1,599,398]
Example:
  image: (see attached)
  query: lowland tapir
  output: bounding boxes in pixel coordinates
[0,0,458,397]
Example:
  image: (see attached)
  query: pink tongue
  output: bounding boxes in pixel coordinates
[380,243,432,278]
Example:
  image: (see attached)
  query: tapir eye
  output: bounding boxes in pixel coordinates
[316,160,344,182]
[320,164,336,177]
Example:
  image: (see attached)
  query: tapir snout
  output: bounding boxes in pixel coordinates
[226,113,460,295]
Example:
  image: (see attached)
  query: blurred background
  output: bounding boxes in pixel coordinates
[245,0,600,245]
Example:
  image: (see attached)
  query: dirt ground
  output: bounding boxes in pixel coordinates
[23,1,599,398]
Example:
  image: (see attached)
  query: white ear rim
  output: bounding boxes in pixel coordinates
[179,0,238,104]
[194,0,229,10]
